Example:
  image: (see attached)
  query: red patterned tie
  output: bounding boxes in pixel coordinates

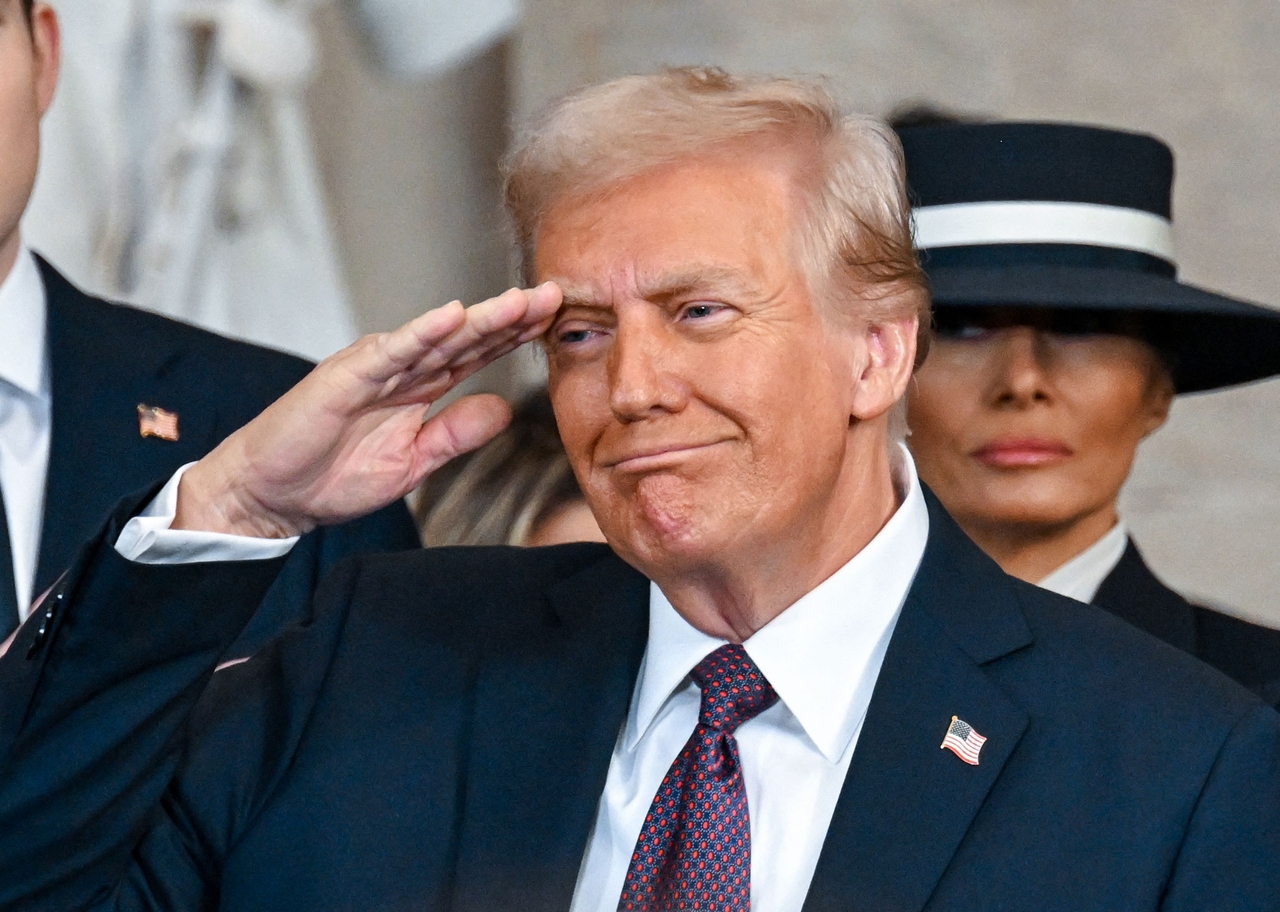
[618,644,779,912]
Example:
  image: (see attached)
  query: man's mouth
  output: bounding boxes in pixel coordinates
[605,440,731,473]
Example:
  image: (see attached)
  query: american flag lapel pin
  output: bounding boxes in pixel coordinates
[137,404,180,441]
[941,715,987,766]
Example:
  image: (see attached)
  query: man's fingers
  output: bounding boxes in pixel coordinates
[518,313,558,344]
[358,289,516,387]
[372,301,468,380]
[380,330,529,410]
[527,280,564,317]
[411,283,563,375]
[336,283,562,407]
[430,283,560,376]
[383,282,562,397]
[469,281,562,334]
[412,394,514,478]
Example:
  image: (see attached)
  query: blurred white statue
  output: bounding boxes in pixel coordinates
[23,0,520,360]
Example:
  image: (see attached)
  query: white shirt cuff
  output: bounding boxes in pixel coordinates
[114,463,300,564]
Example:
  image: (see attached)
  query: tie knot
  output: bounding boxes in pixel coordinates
[690,644,778,733]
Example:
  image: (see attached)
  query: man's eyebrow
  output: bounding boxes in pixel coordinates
[637,266,759,301]
[550,266,759,311]
[553,286,612,312]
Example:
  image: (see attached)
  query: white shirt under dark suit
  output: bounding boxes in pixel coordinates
[0,246,52,623]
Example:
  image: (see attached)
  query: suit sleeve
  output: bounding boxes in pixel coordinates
[224,499,418,660]
[0,494,290,912]
[1161,703,1280,910]
[109,560,361,912]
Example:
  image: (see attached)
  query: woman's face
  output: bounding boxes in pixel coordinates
[907,309,1175,537]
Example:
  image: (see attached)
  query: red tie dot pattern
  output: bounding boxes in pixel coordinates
[617,644,779,912]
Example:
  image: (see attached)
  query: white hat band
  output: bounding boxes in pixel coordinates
[913,201,1177,264]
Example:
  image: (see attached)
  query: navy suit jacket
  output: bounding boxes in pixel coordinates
[33,258,419,655]
[1094,541,1280,708]
[0,490,1278,911]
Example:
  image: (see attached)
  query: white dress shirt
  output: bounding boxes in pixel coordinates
[115,449,929,912]
[0,246,52,618]
[1036,521,1129,604]
[115,463,298,565]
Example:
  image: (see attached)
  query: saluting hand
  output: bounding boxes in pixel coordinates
[173,283,563,539]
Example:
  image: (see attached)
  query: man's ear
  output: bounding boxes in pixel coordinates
[850,313,918,423]
[31,3,60,117]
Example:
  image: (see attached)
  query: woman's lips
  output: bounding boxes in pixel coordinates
[970,438,1074,468]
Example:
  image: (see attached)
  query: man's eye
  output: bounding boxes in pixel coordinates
[682,302,723,320]
[558,329,594,344]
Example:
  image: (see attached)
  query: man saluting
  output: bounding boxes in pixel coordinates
[2,68,1278,911]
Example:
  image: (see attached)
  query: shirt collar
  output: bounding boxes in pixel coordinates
[1036,521,1129,604]
[627,446,931,763]
[0,245,49,399]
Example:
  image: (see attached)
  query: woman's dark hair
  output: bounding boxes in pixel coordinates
[22,0,35,21]
[414,389,586,546]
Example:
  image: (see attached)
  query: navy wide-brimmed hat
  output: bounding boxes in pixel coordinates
[896,121,1280,392]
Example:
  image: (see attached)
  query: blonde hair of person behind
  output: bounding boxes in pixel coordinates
[503,66,931,365]
[415,391,584,547]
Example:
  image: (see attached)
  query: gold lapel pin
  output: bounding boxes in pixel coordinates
[137,404,180,442]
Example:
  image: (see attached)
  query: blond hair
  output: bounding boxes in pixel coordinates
[503,66,930,363]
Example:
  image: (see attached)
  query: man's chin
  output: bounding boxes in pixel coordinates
[594,476,733,569]
[610,512,724,578]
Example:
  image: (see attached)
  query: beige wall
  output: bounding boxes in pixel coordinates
[308,6,534,395]
[310,1,1280,623]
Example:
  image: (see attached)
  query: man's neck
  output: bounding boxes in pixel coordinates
[653,444,902,643]
[962,503,1120,585]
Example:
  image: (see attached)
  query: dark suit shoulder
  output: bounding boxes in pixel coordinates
[192,543,629,744]
[356,540,617,583]
[338,542,629,636]
[48,275,314,395]
[197,544,640,736]
[1003,575,1264,726]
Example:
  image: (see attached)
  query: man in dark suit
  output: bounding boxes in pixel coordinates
[0,0,418,654]
[2,66,1278,912]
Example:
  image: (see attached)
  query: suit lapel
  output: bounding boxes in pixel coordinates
[35,261,218,593]
[450,551,650,912]
[803,493,1032,912]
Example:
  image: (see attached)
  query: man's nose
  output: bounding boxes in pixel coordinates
[607,316,686,422]
[988,326,1054,407]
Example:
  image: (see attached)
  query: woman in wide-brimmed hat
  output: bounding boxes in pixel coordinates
[897,119,1280,706]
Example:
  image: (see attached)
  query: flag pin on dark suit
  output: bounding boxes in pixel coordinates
[137,404,180,442]
[941,715,987,765]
